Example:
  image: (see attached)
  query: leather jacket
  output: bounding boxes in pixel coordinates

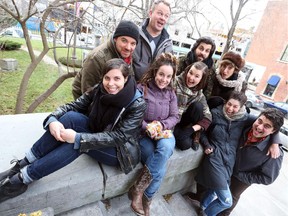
[43,87,146,174]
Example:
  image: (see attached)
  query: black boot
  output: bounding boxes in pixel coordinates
[0,158,29,182]
[0,173,28,203]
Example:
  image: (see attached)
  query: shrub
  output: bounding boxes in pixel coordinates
[0,40,22,50]
[58,56,82,68]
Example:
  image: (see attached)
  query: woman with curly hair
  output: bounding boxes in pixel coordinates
[128,53,179,216]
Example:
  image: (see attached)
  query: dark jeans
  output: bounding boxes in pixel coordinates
[218,175,250,216]
[26,111,119,181]
[174,102,203,150]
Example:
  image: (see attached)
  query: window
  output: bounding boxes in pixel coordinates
[173,40,180,46]
[263,75,281,97]
[175,30,179,35]
[187,33,192,39]
[181,43,191,49]
[280,45,288,62]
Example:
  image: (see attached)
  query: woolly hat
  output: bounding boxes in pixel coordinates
[221,51,245,70]
[113,20,140,44]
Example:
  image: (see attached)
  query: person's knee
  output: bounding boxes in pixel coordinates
[176,138,192,150]
[221,196,233,208]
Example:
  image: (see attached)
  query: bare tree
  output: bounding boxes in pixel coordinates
[0,0,90,113]
[210,0,250,55]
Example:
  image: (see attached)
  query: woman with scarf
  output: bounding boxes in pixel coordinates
[0,58,146,203]
[173,61,212,151]
[128,53,179,216]
[204,51,247,109]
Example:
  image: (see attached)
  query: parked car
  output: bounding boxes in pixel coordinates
[264,101,288,118]
[0,27,32,39]
[245,91,264,109]
[279,124,288,152]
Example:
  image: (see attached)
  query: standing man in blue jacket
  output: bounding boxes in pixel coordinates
[133,0,173,81]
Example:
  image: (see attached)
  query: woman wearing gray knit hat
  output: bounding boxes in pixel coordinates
[72,20,140,100]
[204,51,247,109]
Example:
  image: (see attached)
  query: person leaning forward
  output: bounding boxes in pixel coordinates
[72,20,140,99]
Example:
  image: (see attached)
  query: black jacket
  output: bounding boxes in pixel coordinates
[43,87,146,174]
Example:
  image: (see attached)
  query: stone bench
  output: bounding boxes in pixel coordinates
[0,113,203,216]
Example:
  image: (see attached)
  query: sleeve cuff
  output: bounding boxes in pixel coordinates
[73,133,81,149]
[43,116,58,129]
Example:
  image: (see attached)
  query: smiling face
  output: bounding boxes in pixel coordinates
[154,65,173,89]
[148,2,170,36]
[185,65,204,88]
[114,36,137,58]
[103,69,127,94]
[195,42,213,61]
[224,98,241,117]
[252,115,275,138]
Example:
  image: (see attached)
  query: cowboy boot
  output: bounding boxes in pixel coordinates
[0,158,29,182]
[142,194,152,216]
[128,166,152,216]
[0,173,28,203]
[192,131,201,151]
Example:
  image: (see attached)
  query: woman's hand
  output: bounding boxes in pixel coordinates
[204,147,214,155]
[60,129,76,143]
[49,121,65,142]
[266,143,280,159]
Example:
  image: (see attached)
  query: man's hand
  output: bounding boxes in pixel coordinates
[266,143,280,159]
[204,147,214,155]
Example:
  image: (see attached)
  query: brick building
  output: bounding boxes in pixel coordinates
[245,0,288,102]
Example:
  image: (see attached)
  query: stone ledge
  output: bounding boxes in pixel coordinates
[0,113,203,215]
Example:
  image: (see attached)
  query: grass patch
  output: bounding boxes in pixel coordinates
[0,48,74,115]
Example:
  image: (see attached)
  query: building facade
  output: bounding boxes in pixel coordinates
[244,0,288,102]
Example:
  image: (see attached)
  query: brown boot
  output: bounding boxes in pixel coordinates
[142,194,152,216]
[192,131,201,151]
[128,166,152,216]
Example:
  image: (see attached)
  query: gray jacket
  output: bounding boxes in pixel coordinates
[133,18,173,81]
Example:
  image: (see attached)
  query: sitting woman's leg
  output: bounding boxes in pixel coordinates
[175,102,203,150]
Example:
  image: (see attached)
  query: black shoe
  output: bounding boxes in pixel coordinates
[191,142,200,151]
[0,159,21,182]
[0,177,28,203]
[0,158,29,182]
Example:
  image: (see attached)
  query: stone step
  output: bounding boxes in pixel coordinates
[165,192,198,216]
[57,192,201,216]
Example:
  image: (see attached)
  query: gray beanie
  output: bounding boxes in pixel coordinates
[113,20,140,44]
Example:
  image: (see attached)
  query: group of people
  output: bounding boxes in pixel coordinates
[0,1,285,216]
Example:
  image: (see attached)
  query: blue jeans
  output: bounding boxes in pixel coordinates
[22,111,119,184]
[140,135,175,199]
[200,184,233,216]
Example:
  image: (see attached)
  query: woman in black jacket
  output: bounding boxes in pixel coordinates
[0,58,146,203]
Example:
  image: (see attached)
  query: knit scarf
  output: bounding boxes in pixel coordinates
[88,76,136,132]
[222,105,247,121]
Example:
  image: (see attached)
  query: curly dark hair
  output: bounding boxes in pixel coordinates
[259,108,284,132]
[139,53,178,87]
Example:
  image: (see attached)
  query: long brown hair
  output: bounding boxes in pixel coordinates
[139,53,178,87]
